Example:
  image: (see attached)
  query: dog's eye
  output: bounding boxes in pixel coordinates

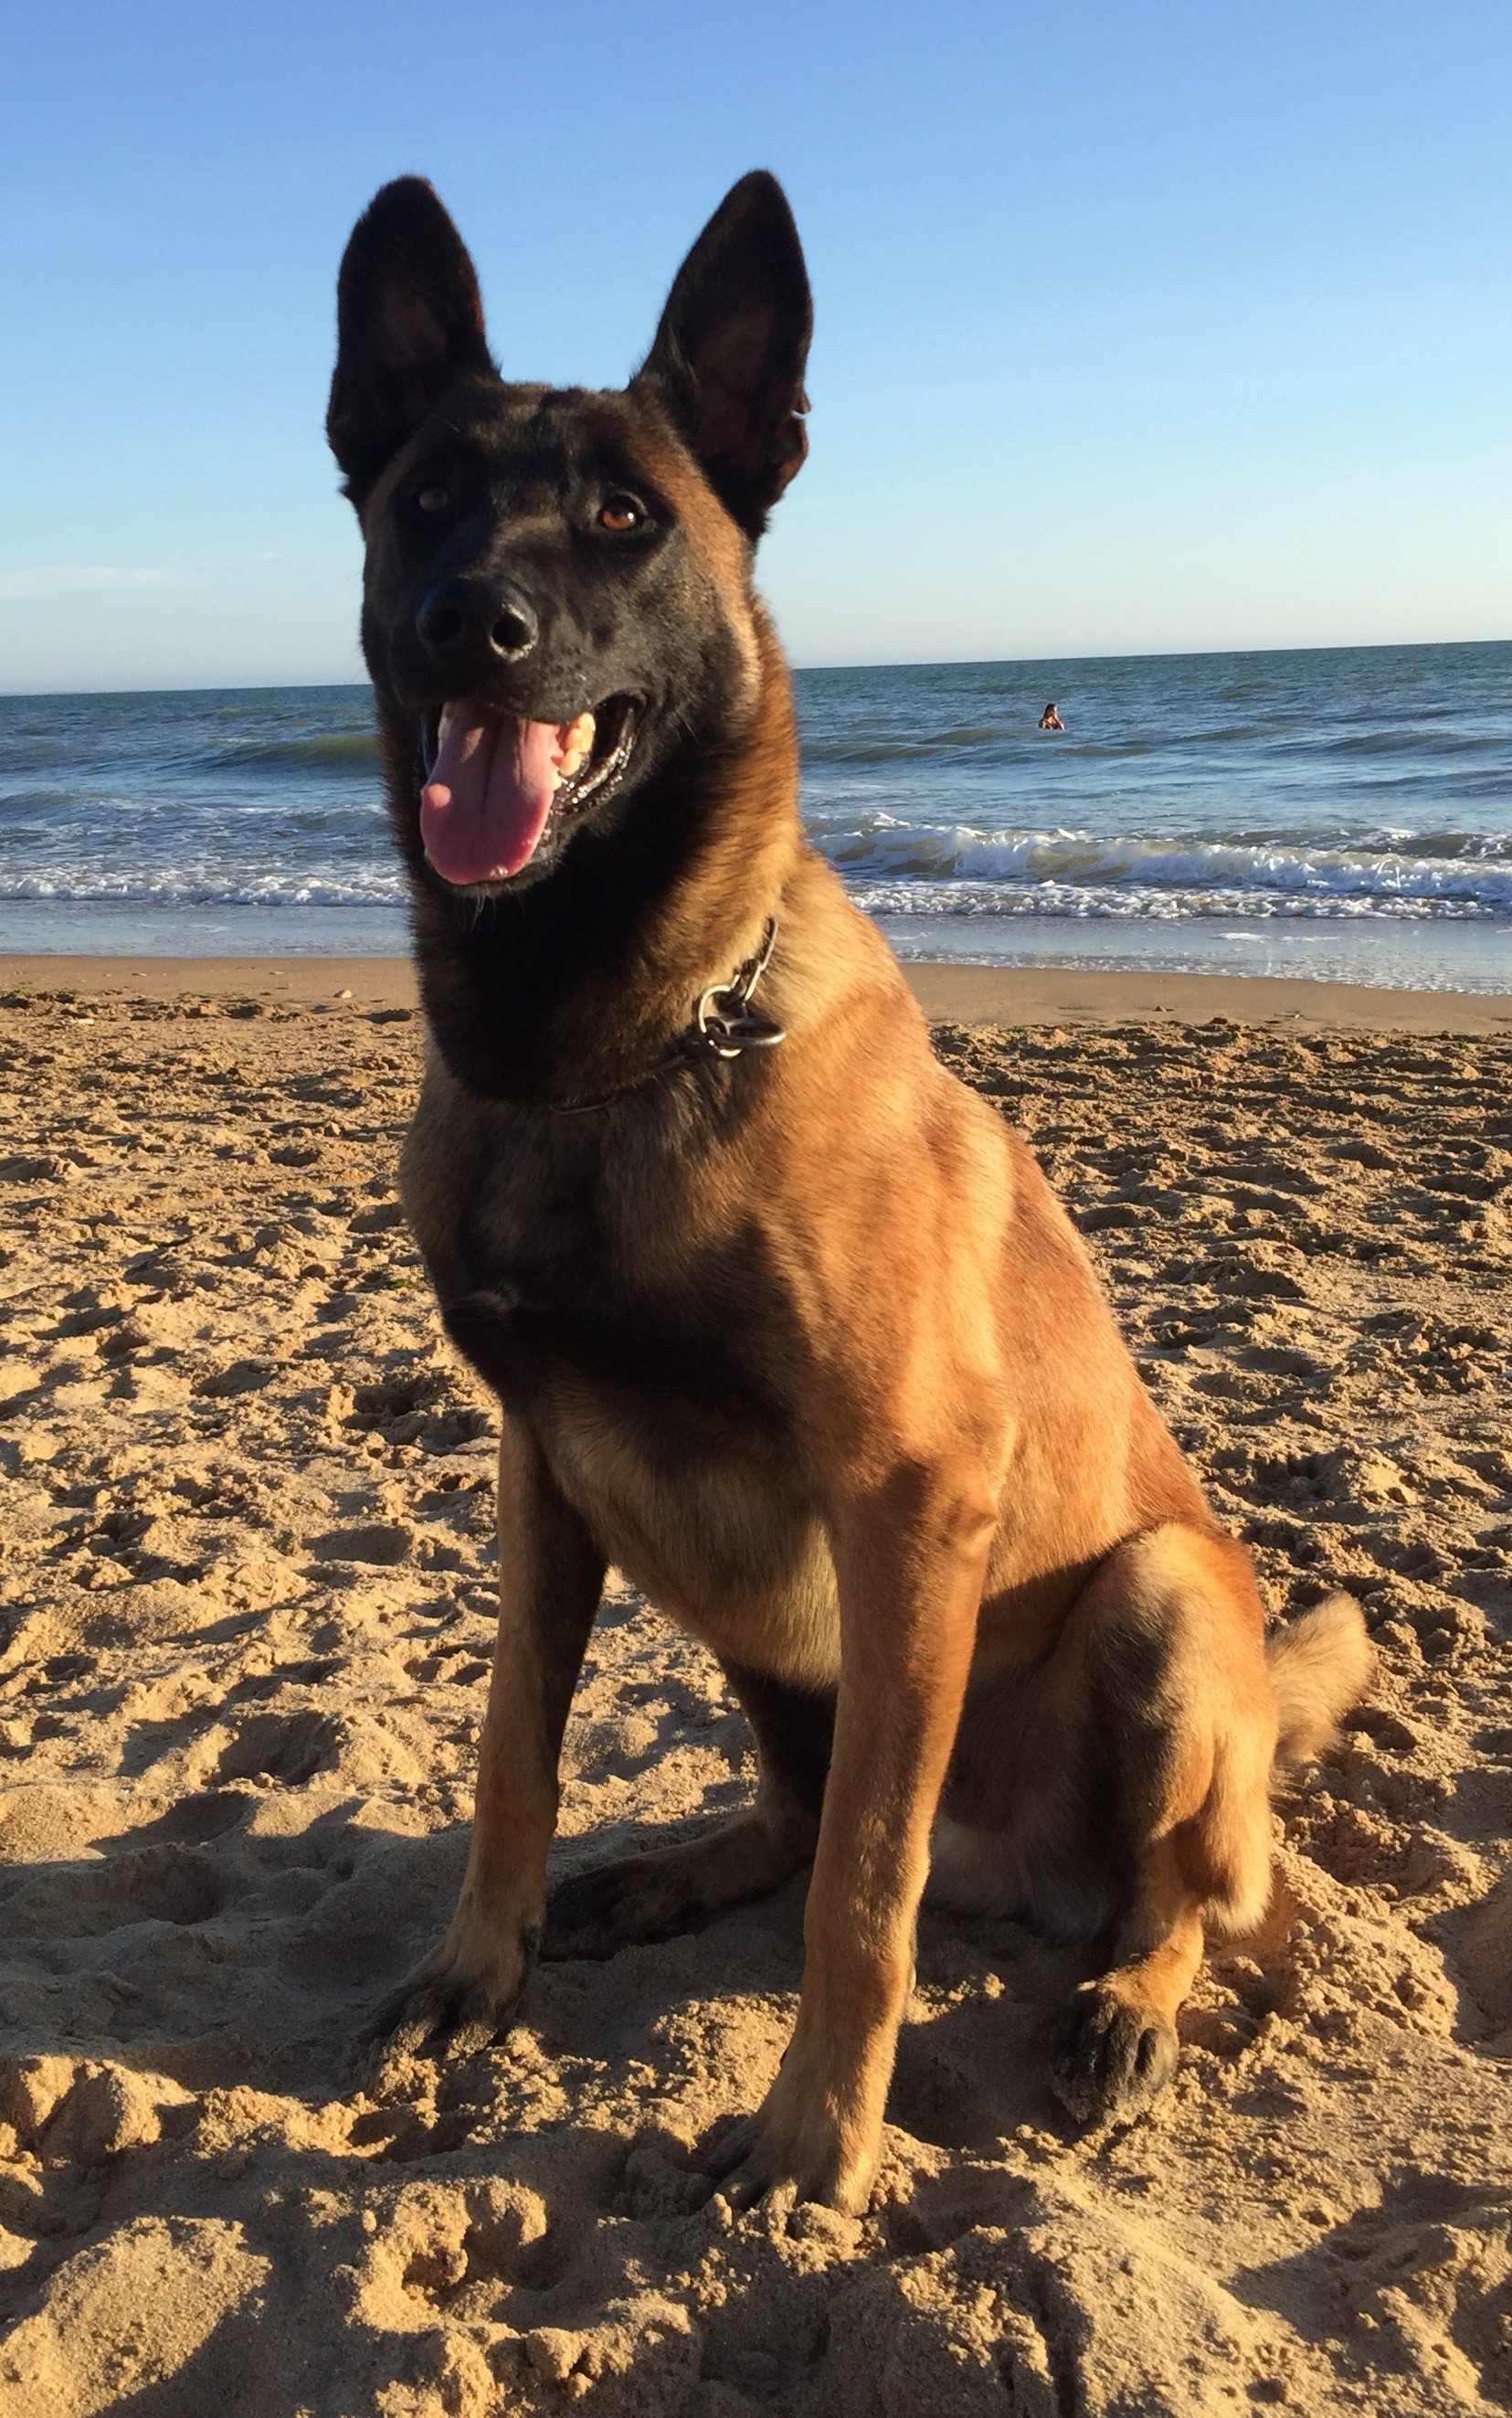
[598,493,645,534]
[416,484,449,514]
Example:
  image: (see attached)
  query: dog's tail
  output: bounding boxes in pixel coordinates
[1266,1593,1373,1766]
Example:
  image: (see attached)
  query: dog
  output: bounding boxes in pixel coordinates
[326,170,1370,2212]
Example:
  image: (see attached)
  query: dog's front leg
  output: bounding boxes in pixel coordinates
[369,1417,604,2061]
[708,1465,993,2212]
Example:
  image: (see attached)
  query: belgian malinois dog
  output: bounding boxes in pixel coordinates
[327,171,1369,2211]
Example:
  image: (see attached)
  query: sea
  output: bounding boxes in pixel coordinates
[1,641,1509,991]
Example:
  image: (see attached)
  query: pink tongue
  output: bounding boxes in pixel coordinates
[419,704,570,886]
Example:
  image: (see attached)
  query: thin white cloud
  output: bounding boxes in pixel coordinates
[0,563,202,599]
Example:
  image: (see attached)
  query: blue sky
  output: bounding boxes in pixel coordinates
[2,0,1508,690]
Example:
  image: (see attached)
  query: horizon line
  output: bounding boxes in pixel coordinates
[4,631,1511,703]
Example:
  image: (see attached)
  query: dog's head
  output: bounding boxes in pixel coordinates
[328,173,811,897]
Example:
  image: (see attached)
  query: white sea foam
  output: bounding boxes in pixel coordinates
[0,868,406,907]
[846,879,1498,923]
[814,822,1512,914]
[1,833,1504,920]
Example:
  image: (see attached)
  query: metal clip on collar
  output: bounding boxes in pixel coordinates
[692,917,786,1062]
[547,917,785,1114]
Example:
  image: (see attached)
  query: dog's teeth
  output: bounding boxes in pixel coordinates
[438,704,456,746]
[552,713,596,790]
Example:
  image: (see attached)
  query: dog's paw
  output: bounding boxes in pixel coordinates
[356,1926,533,2080]
[702,2110,869,2216]
[543,1854,698,1958]
[699,2063,880,2217]
[1050,1980,1179,2125]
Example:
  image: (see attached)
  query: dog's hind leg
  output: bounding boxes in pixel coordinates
[367,1418,604,2061]
[1049,1522,1280,2125]
[544,1659,833,1957]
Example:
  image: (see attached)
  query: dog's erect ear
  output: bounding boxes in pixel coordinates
[327,177,494,505]
[634,172,812,538]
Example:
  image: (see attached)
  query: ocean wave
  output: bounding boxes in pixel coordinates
[0,735,384,791]
[4,862,1503,925]
[801,724,1012,763]
[196,731,383,770]
[848,879,1503,923]
[800,728,1200,766]
[0,867,405,907]
[813,822,1512,908]
[798,722,1512,768]
[1313,726,1512,758]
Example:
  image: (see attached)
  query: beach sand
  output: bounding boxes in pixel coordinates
[4,950,1512,1034]
[0,968,1509,2415]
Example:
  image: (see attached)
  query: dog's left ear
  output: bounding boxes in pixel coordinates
[327,176,495,506]
[635,171,812,538]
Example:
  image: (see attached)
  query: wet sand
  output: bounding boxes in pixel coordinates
[3,949,1511,1034]
[0,975,1509,2413]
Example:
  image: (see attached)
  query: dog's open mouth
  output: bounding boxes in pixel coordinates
[418,695,638,886]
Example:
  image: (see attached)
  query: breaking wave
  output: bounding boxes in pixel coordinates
[812,818,1512,918]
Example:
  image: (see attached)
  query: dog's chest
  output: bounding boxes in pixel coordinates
[412,1119,841,1687]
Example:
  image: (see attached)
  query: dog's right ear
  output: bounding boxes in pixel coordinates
[634,171,812,539]
[327,178,494,506]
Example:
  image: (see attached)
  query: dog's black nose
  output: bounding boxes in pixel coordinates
[415,578,538,665]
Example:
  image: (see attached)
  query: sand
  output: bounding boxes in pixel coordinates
[3,951,1512,1034]
[0,969,1508,2416]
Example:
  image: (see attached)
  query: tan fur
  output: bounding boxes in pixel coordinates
[341,193,1373,2212]
[390,631,1374,2196]
[1267,1593,1374,1766]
